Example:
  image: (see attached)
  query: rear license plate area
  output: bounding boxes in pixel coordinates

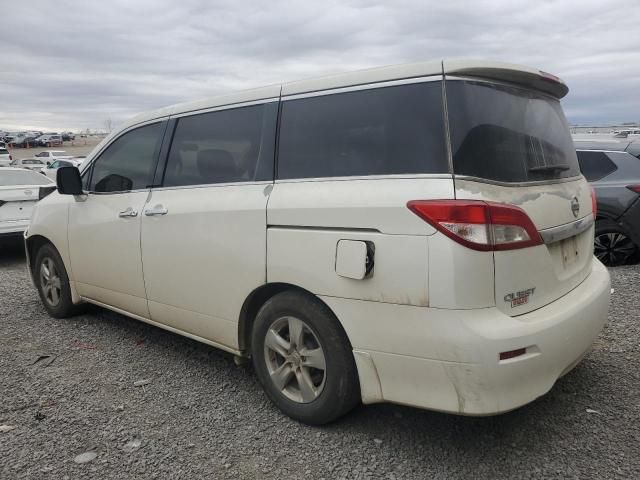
[561,236,579,268]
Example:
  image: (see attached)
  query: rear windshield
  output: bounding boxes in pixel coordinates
[447,80,580,183]
[0,169,53,186]
[0,148,8,154]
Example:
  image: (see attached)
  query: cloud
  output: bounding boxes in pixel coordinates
[1,0,638,131]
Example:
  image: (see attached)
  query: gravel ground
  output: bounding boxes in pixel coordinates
[1,236,639,479]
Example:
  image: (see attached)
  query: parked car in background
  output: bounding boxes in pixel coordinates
[0,167,53,237]
[27,59,610,425]
[35,134,63,147]
[61,132,75,141]
[10,158,47,172]
[575,146,640,266]
[42,158,83,180]
[34,150,72,164]
[0,147,12,167]
[574,138,640,160]
[11,136,40,148]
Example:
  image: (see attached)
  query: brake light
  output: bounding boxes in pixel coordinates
[591,187,597,216]
[626,185,640,194]
[407,200,543,251]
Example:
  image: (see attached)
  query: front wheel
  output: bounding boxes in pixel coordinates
[34,243,77,318]
[251,291,360,425]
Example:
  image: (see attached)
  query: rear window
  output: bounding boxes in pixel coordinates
[277,81,448,179]
[0,169,53,186]
[447,80,580,183]
[0,148,8,154]
[626,142,640,159]
[576,151,618,181]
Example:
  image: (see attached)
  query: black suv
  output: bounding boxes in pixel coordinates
[575,144,640,266]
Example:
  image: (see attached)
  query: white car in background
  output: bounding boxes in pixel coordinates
[42,158,83,181]
[10,158,48,172]
[34,150,72,165]
[0,168,53,237]
[0,147,12,167]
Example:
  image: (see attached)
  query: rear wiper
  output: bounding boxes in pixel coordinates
[528,164,570,173]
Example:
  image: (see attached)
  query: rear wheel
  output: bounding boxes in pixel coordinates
[251,291,360,425]
[594,220,639,266]
[34,243,77,318]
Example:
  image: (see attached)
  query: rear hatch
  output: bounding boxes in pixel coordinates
[0,170,53,226]
[444,76,594,316]
[0,186,39,224]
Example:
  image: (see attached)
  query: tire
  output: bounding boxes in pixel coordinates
[251,291,360,425]
[34,243,77,318]
[594,219,639,266]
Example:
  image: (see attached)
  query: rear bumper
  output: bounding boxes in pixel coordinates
[324,258,611,415]
[0,219,29,236]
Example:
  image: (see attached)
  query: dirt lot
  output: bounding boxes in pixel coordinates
[7,137,104,161]
[0,237,639,479]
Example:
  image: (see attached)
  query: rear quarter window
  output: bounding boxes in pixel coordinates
[277,81,448,179]
[576,151,618,181]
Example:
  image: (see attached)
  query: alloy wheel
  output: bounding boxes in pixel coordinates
[40,257,62,307]
[263,316,327,403]
[594,232,637,266]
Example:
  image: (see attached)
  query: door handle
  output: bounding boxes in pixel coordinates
[118,207,138,218]
[144,205,168,216]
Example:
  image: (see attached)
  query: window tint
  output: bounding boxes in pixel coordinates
[277,82,448,179]
[89,122,163,192]
[626,142,640,159]
[576,151,618,181]
[447,80,580,182]
[163,103,276,187]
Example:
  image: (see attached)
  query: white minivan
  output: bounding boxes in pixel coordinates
[26,60,611,424]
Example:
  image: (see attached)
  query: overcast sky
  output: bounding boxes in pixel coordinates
[1,0,638,131]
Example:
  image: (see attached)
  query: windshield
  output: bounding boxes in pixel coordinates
[0,169,53,186]
[446,80,580,182]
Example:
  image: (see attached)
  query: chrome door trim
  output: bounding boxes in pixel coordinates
[538,214,594,244]
[282,75,443,101]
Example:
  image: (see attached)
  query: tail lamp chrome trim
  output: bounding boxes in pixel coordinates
[538,214,594,244]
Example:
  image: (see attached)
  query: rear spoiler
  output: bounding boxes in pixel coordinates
[443,59,569,99]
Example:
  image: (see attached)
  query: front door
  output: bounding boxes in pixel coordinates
[68,121,165,318]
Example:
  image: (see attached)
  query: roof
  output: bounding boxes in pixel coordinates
[573,140,630,152]
[118,58,568,132]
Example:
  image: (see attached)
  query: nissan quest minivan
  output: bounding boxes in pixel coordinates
[25,60,611,424]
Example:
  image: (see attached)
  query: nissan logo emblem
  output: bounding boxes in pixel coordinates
[571,196,580,217]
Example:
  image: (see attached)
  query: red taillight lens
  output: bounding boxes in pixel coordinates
[407,200,543,251]
[626,185,640,194]
[591,187,597,216]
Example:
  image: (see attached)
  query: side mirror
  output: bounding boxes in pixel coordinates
[56,166,83,195]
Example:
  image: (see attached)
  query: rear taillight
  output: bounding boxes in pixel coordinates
[591,187,597,216]
[407,200,543,251]
[626,185,640,194]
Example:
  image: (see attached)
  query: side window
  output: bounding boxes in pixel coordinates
[89,122,163,193]
[162,103,276,187]
[277,81,448,179]
[576,151,617,181]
